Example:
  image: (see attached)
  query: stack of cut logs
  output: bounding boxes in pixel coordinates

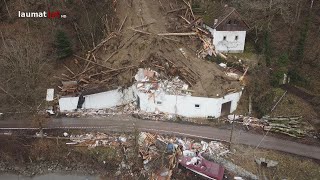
[263,116,306,138]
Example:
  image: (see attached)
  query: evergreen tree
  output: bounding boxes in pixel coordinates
[55,30,72,59]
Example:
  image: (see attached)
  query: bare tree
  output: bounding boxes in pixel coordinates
[3,0,12,19]
[0,33,50,112]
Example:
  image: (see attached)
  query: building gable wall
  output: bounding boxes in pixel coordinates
[215,12,249,31]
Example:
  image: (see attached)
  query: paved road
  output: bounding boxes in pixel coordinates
[0,115,320,160]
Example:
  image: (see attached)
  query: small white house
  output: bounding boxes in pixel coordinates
[204,7,249,53]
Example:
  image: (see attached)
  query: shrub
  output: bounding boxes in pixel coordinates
[278,53,289,67]
[270,71,283,87]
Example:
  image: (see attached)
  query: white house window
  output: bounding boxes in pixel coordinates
[223,36,227,41]
[235,36,238,41]
[195,104,200,108]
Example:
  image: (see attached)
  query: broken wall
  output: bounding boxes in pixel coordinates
[82,86,135,109]
[59,86,136,112]
[59,97,80,111]
[137,90,242,118]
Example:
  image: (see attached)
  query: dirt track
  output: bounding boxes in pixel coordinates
[1,115,320,160]
[281,84,315,102]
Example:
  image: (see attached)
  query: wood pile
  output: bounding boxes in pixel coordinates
[151,0,216,58]
[263,116,307,138]
[141,53,199,86]
[56,32,137,96]
[178,1,216,58]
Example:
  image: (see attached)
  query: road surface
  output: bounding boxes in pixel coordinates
[0,115,319,160]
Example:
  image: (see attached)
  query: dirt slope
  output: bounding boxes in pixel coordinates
[92,0,241,97]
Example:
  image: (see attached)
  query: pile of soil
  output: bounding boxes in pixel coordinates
[92,0,242,97]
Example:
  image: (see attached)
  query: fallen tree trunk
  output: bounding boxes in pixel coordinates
[73,54,115,70]
[157,32,197,36]
[166,7,187,14]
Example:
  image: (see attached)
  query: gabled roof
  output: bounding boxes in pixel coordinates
[205,6,250,30]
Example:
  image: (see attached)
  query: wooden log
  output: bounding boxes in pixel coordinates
[133,22,155,29]
[99,78,112,84]
[157,32,197,36]
[104,51,118,62]
[166,7,187,14]
[265,116,302,121]
[153,64,165,70]
[89,32,117,53]
[92,54,97,62]
[118,14,128,32]
[89,72,103,78]
[61,73,72,80]
[179,16,209,35]
[179,15,191,24]
[130,28,152,35]
[186,17,202,28]
[102,65,137,74]
[162,36,180,42]
[73,66,95,78]
[79,78,90,84]
[217,53,227,59]
[74,54,115,70]
[62,81,78,87]
[63,65,75,75]
[163,57,176,66]
[182,0,195,20]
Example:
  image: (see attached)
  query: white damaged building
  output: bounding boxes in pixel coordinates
[59,68,243,118]
[133,68,243,118]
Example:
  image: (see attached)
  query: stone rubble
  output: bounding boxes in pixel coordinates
[135,68,191,96]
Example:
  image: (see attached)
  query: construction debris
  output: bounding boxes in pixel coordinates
[46,89,54,101]
[135,68,191,96]
[64,131,228,179]
[255,157,279,168]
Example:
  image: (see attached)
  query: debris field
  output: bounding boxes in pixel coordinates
[55,0,245,99]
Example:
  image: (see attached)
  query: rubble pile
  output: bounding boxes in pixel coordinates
[62,101,187,122]
[64,102,138,117]
[65,131,229,179]
[135,68,191,96]
[59,81,79,96]
[135,111,176,121]
[197,34,216,58]
[66,132,129,148]
[226,115,265,129]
